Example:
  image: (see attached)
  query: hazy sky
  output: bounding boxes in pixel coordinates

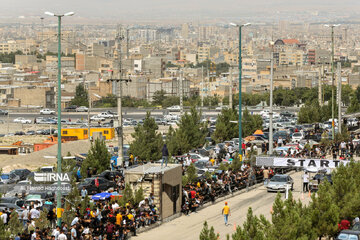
[2,0,360,22]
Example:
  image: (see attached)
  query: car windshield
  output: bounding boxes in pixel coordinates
[337,233,359,240]
[293,133,302,137]
[270,176,287,182]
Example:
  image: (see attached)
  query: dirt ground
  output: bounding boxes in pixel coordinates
[0,123,171,172]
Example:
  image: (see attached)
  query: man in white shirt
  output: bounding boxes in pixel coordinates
[58,230,67,240]
[70,216,79,227]
[0,209,7,224]
[70,225,77,240]
[30,207,40,219]
[302,171,309,192]
[52,226,60,240]
[112,202,119,210]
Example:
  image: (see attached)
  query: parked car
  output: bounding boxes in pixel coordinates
[0,173,19,184]
[167,105,181,111]
[0,197,24,208]
[0,110,8,115]
[26,130,36,135]
[13,117,31,124]
[97,112,115,119]
[14,131,25,135]
[91,115,106,121]
[336,230,360,240]
[266,174,294,192]
[291,132,304,142]
[78,177,117,195]
[95,170,123,181]
[10,169,31,181]
[40,109,55,115]
[64,105,78,112]
[76,106,88,112]
[188,153,209,163]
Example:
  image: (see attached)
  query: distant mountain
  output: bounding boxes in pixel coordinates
[1,0,359,21]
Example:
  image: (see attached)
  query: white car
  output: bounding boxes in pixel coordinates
[292,132,304,142]
[167,105,181,111]
[189,153,209,163]
[98,112,118,119]
[76,106,88,112]
[40,109,55,115]
[13,117,31,124]
[91,115,105,121]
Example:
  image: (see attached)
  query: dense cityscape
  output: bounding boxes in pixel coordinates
[0,0,360,239]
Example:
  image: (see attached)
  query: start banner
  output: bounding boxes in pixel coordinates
[256,156,349,169]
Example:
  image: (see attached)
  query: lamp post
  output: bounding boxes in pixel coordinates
[230,22,251,157]
[324,24,340,140]
[44,11,75,227]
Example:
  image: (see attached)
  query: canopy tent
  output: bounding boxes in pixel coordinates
[253,130,264,135]
[91,192,111,201]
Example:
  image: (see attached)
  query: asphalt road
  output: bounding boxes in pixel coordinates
[134,171,310,240]
[2,106,300,121]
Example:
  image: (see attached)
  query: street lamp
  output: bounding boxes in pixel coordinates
[230,22,251,158]
[324,24,340,140]
[44,11,75,227]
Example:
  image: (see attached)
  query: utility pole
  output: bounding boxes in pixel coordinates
[40,17,44,52]
[207,63,210,107]
[87,83,91,142]
[201,66,204,108]
[325,24,340,140]
[331,26,335,140]
[269,54,274,155]
[180,70,183,115]
[107,25,131,167]
[229,66,233,109]
[338,62,342,134]
[318,65,322,106]
[126,28,129,59]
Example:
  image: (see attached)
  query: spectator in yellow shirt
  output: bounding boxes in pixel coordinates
[222,202,231,226]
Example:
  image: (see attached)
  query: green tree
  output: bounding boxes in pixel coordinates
[216,62,230,76]
[8,211,22,236]
[310,180,340,238]
[212,108,239,143]
[242,108,263,137]
[186,163,197,183]
[130,112,163,161]
[346,93,360,113]
[134,187,144,205]
[81,139,111,177]
[270,192,317,240]
[167,107,207,155]
[153,90,167,106]
[34,210,50,230]
[121,183,134,206]
[70,84,89,107]
[232,207,270,240]
[199,221,219,240]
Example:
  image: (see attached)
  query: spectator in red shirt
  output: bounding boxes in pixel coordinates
[105,221,115,239]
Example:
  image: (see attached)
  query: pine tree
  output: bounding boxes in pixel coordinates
[310,180,340,238]
[167,107,207,155]
[8,211,22,237]
[199,221,219,240]
[134,187,144,205]
[81,138,111,177]
[70,84,89,107]
[34,210,50,230]
[212,108,239,143]
[130,112,163,161]
[242,108,263,137]
[232,207,270,240]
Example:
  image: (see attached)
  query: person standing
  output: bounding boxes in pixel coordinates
[302,171,309,192]
[161,144,169,168]
[263,167,270,185]
[222,202,230,226]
